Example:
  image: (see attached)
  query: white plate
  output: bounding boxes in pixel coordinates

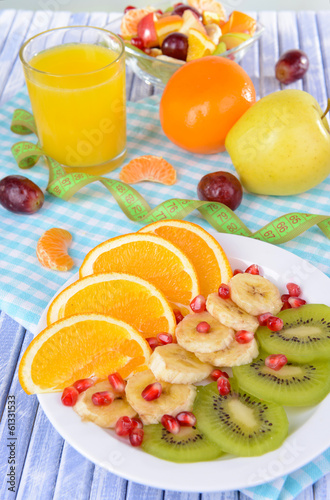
[37,233,330,493]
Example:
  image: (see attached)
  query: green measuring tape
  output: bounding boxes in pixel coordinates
[10,109,330,244]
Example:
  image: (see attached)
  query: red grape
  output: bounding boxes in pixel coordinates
[0,175,44,214]
[162,33,188,61]
[275,49,309,85]
[197,172,243,211]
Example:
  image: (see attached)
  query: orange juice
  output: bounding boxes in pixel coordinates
[24,40,126,174]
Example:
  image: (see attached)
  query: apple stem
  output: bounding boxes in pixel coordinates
[321,98,330,120]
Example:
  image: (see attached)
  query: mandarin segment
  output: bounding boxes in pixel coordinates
[121,7,155,38]
[119,155,177,185]
[47,273,176,339]
[37,227,74,272]
[18,314,151,394]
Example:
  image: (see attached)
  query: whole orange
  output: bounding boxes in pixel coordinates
[159,56,256,154]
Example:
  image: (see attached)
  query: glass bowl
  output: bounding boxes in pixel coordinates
[105,2,264,88]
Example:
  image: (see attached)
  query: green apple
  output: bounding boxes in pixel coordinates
[225,89,330,195]
[219,33,251,50]
[213,41,227,55]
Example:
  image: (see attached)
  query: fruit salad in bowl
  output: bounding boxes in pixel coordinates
[105,1,264,87]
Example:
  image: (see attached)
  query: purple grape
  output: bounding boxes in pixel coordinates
[162,33,188,61]
[0,175,44,214]
[275,49,309,85]
[197,172,243,211]
[172,5,203,22]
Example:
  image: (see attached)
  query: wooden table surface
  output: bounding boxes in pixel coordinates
[0,8,329,500]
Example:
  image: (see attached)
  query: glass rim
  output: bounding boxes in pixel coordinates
[19,25,125,78]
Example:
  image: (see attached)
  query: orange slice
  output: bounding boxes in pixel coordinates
[139,220,232,298]
[37,228,74,272]
[119,156,177,186]
[19,314,151,394]
[47,272,176,339]
[221,11,257,36]
[187,28,216,62]
[80,233,200,313]
[121,7,155,39]
[188,0,226,20]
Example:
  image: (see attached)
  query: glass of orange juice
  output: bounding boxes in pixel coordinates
[19,26,126,176]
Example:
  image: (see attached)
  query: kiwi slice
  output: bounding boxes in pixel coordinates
[142,423,223,463]
[257,304,330,362]
[194,381,288,457]
[233,351,330,406]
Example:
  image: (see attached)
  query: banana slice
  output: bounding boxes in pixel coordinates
[176,311,234,354]
[74,380,136,428]
[229,273,282,316]
[195,338,259,367]
[206,292,259,332]
[149,344,213,384]
[125,369,196,425]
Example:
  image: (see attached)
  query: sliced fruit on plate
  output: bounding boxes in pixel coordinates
[121,7,155,39]
[256,304,330,363]
[195,336,259,367]
[175,311,234,353]
[18,314,151,394]
[37,228,74,272]
[187,28,216,61]
[149,343,213,384]
[194,381,289,456]
[47,272,176,339]
[125,369,196,424]
[229,273,282,316]
[139,219,232,297]
[74,380,137,428]
[232,351,330,406]
[142,422,223,462]
[79,233,200,313]
[119,155,177,185]
[220,10,257,36]
[188,0,226,20]
[206,292,259,332]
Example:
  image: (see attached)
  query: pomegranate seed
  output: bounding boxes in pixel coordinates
[61,386,79,406]
[141,382,162,401]
[267,316,283,332]
[155,9,163,15]
[217,376,231,396]
[161,414,180,434]
[157,333,173,345]
[115,416,133,437]
[258,312,273,326]
[146,337,159,350]
[281,294,291,303]
[288,297,306,308]
[174,310,184,324]
[281,301,291,311]
[265,354,288,371]
[73,378,95,393]
[196,321,210,333]
[190,294,206,313]
[176,411,196,427]
[211,369,229,381]
[233,269,243,275]
[144,48,152,55]
[286,282,301,297]
[130,37,144,50]
[124,5,136,14]
[235,330,254,344]
[108,372,126,393]
[131,417,143,430]
[218,283,230,299]
[129,428,144,447]
[245,264,260,275]
[91,391,114,406]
